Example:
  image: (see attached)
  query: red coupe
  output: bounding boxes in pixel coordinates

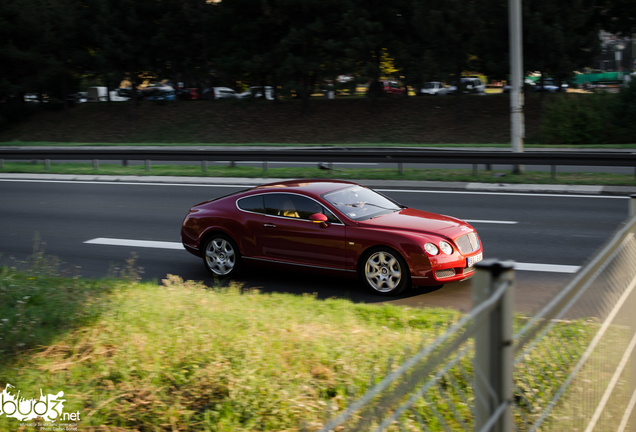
[181,180,483,295]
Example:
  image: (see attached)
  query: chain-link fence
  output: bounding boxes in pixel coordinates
[318,197,636,432]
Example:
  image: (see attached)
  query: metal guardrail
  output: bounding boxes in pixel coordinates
[318,197,636,432]
[1,147,636,167]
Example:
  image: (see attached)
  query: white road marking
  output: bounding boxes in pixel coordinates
[0,178,628,199]
[84,237,581,273]
[464,219,518,225]
[513,262,580,273]
[377,188,626,199]
[84,238,184,250]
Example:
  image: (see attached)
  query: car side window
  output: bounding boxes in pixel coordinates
[237,195,265,213]
[263,194,340,222]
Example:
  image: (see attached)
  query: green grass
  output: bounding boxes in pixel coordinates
[0,247,600,431]
[0,261,461,431]
[2,161,636,186]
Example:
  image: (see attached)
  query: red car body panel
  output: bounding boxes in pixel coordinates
[181,180,482,287]
[177,88,201,100]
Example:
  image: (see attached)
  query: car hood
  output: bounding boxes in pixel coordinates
[357,208,474,239]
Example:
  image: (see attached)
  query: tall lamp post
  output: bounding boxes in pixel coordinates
[509,0,524,174]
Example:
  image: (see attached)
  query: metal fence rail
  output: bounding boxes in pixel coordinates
[512,204,636,432]
[1,147,636,177]
[318,197,636,432]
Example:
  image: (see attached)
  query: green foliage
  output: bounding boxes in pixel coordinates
[540,84,636,144]
[540,93,613,144]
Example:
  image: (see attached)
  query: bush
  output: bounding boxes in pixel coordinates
[612,80,636,142]
[539,93,614,144]
[539,83,636,144]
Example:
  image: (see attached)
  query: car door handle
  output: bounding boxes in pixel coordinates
[263,223,276,228]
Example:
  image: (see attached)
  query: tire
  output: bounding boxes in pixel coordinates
[360,247,410,296]
[202,234,242,278]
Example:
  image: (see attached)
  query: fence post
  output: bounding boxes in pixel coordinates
[473,259,515,432]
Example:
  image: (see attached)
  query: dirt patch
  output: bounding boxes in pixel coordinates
[0,94,545,144]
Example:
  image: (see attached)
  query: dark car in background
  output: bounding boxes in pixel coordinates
[177,88,201,100]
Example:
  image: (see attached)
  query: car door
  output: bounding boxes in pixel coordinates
[259,193,347,269]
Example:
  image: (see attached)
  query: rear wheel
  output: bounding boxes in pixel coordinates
[202,234,241,278]
[360,247,410,296]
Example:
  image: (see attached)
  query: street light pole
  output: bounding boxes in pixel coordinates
[509,0,524,174]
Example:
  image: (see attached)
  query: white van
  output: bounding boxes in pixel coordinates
[87,87,108,102]
[87,86,130,102]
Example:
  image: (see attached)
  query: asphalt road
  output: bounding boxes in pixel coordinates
[0,178,630,313]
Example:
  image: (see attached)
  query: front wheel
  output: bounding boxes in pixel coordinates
[360,248,410,296]
[202,234,241,278]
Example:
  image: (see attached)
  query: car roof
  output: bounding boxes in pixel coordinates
[249,179,357,196]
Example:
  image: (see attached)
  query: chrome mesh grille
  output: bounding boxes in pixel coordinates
[435,268,456,279]
[456,232,479,254]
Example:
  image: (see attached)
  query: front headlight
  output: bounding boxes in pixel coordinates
[439,241,453,255]
[424,243,439,255]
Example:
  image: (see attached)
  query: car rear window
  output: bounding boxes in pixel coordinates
[237,195,265,213]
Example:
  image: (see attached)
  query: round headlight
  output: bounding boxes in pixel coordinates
[424,242,439,255]
[439,241,453,255]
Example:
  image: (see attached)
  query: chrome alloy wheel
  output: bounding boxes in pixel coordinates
[365,251,402,293]
[205,238,236,276]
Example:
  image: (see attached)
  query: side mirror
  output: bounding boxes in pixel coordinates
[309,213,329,227]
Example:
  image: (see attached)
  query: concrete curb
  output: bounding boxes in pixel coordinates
[1,173,636,196]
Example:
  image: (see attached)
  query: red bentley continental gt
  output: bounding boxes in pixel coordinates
[181,180,483,295]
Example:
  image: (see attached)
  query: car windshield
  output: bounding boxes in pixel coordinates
[322,186,403,221]
[423,83,435,88]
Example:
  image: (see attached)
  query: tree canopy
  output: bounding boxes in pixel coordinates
[0,0,624,103]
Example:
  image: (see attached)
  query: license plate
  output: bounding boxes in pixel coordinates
[467,252,483,267]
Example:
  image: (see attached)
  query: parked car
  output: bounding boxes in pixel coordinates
[238,86,275,100]
[502,79,537,93]
[116,88,143,100]
[147,89,176,102]
[201,87,238,100]
[379,80,407,97]
[447,77,486,95]
[181,179,483,296]
[177,88,201,100]
[532,78,568,93]
[419,81,448,96]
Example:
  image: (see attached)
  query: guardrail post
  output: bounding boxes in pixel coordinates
[122,160,128,167]
[473,164,479,176]
[473,259,515,432]
[551,165,556,180]
[398,162,403,175]
[201,160,208,173]
[630,195,636,218]
[0,159,3,169]
[44,159,50,170]
[145,160,151,172]
[263,161,268,173]
[93,159,99,170]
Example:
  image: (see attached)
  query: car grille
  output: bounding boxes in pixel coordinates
[435,268,456,279]
[463,266,476,275]
[456,232,480,254]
